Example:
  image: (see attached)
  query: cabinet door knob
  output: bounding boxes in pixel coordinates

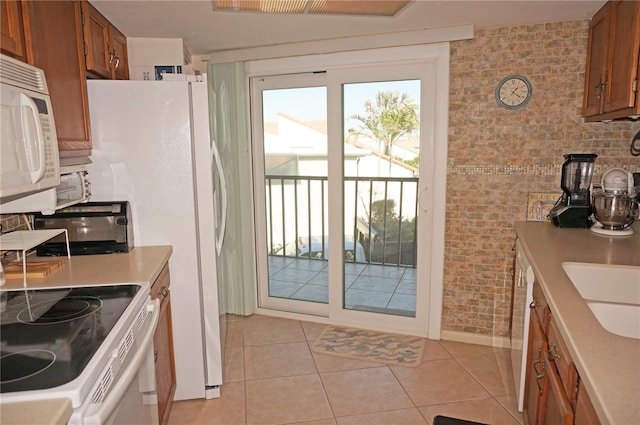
[107,42,114,64]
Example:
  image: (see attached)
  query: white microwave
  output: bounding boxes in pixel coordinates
[0,164,91,215]
[0,53,60,202]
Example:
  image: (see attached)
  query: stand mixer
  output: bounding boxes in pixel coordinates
[591,168,639,236]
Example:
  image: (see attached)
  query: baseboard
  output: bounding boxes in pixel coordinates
[254,307,331,324]
[440,330,511,349]
[205,386,220,399]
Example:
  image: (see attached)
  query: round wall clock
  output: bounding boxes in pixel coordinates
[495,75,532,110]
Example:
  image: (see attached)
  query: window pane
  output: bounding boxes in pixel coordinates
[342,80,419,317]
[262,86,329,304]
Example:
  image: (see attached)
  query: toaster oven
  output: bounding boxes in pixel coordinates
[34,201,133,255]
[0,164,91,215]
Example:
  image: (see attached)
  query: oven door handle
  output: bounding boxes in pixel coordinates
[83,298,161,425]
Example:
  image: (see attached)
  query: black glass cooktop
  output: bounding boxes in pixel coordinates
[0,285,139,393]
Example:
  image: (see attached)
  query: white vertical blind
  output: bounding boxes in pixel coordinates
[207,62,255,315]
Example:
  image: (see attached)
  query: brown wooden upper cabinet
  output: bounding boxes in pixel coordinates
[23,0,92,154]
[81,1,129,80]
[583,1,640,121]
[2,1,129,156]
[0,0,27,61]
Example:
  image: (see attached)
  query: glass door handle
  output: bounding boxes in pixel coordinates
[418,187,429,212]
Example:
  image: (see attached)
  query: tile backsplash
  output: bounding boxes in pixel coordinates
[0,214,30,234]
[444,20,639,339]
[0,214,31,263]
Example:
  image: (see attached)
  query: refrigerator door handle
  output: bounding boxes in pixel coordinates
[212,139,227,255]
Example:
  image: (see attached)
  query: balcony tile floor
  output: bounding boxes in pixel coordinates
[267,256,417,316]
[168,314,525,425]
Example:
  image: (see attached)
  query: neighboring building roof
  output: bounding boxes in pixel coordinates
[264,113,369,158]
[263,113,417,173]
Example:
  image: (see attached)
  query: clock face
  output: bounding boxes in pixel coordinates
[495,75,532,110]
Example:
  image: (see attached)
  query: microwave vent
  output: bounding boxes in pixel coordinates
[0,53,48,94]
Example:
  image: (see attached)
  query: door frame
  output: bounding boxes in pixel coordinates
[246,44,449,338]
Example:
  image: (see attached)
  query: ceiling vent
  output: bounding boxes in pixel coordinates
[212,0,411,17]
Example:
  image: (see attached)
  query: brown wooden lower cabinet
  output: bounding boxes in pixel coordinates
[525,310,548,425]
[543,362,573,425]
[574,381,601,425]
[524,282,600,425]
[547,319,579,409]
[151,264,176,425]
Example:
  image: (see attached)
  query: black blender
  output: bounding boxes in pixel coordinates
[548,153,597,228]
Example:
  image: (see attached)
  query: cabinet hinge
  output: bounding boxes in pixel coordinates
[633,79,638,93]
[81,11,85,26]
[83,42,88,56]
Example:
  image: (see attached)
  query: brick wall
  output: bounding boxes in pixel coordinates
[444,20,640,338]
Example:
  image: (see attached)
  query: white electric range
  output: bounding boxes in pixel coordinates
[0,282,160,425]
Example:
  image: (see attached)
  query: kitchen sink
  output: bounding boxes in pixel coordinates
[561,262,640,339]
[586,302,640,339]
[561,262,640,305]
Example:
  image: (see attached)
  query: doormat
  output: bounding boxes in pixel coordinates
[433,416,487,425]
[310,325,425,367]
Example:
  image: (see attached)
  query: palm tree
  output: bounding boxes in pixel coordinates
[350,91,419,157]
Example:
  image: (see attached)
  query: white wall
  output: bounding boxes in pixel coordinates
[127,37,195,80]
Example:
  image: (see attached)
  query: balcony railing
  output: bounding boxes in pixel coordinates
[265,175,418,267]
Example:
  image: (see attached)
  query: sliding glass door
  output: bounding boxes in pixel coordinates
[251,72,330,316]
[250,48,447,335]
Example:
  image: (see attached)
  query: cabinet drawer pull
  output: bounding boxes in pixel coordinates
[533,358,545,393]
[595,76,603,90]
[153,286,169,300]
[549,343,560,361]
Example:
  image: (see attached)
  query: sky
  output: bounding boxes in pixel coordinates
[262,79,420,131]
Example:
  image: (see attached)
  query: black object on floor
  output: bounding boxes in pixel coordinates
[433,416,488,425]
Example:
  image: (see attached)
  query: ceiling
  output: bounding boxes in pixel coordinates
[89,0,606,56]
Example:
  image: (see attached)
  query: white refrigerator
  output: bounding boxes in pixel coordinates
[86,80,226,401]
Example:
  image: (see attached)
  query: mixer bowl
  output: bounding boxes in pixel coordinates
[592,192,639,230]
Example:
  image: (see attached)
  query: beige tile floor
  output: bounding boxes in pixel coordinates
[168,315,525,425]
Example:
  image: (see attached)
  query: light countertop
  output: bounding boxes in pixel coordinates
[0,245,172,425]
[515,222,640,425]
[1,245,172,291]
[0,398,72,425]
